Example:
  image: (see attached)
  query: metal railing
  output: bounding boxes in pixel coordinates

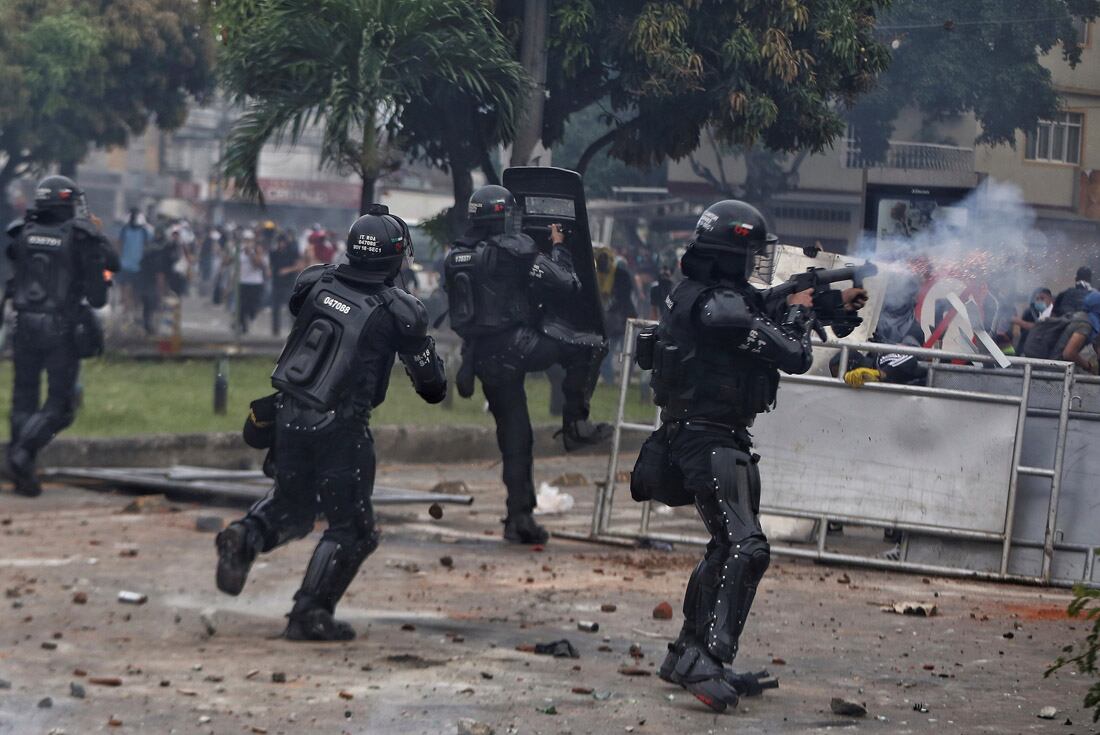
[565,318,1097,588]
[844,139,976,172]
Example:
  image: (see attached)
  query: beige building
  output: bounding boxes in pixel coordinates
[667,21,1100,276]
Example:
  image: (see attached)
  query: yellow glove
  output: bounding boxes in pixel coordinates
[844,367,881,388]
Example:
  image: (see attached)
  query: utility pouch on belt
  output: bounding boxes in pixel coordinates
[630,425,691,507]
[634,326,657,370]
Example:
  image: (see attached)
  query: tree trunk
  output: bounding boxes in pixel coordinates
[510,0,549,167]
[575,127,620,175]
[359,174,377,216]
[448,163,473,240]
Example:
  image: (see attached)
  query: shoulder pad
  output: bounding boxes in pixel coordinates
[494,233,537,258]
[5,219,24,238]
[294,264,330,290]
[698,287,754,329]
[70,218,101,238]
[385,288,429,337]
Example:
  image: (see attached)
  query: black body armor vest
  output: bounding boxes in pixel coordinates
[648,279,779,426]
[271,271,384,411]
[444,237,535,339]
[11,221,77,314]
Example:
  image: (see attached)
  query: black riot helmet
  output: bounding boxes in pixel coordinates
[32,175,87,221]
[683,200,777,282]
[467,185,516,228]
[345,204,412,282]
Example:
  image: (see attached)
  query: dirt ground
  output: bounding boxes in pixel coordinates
[0,454,1097,735]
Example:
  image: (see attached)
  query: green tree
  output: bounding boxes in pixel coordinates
[848,0,1100,162]
[539,1,890,174]
[550,103,666,198]
[0,0,214,224]
[213,0,525,214]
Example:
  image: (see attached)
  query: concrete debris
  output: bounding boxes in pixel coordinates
[882,601,937,617]
[593,691,613,701]
[652,602,673,620]
[117,590,147,605]
[431,480,470,495]
[200,608,217,636]
[70,682,86,699]
[1037,706,1057,720]
[388,560,420,573]
[440,555,454,568]
[429,503,444,520]
[338,690,354,700]
[72,591,88,604]
[533,483,574,515]
[617,667,650,677]
[771,657,787,665]
[88,677,123,687]
[577,621,599,633]
[571,686,594,695]
[41,641,58,650]
[600,603,617,613]
[194,515,224,533]
[38,696,53,708]
[830,697,867,717]
[551,472,588,487]
[456,719,494,735]
[271,672,287,683]
[532,640,580,658]
[107,716,123,727]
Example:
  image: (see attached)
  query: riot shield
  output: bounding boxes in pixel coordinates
[502,166,605,338]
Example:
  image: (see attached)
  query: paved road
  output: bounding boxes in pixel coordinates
[0,454,1095,734]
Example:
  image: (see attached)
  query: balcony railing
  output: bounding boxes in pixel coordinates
[844,139,975,172]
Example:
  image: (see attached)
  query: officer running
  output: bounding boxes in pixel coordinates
[214,205,446,641]
[631,200,865,712]
[444,185,611,545]
[4,176,118,496]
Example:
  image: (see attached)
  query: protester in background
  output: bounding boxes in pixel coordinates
[648,265,674,320]
[269,230,302,335]
[1012,287,1053,353]
[116,209,150,323]
[198,227,221,294]
[307,223,335,264]
[138,219,172,336]
[1052,266,1094,317]
[237,229,267,333]
[595,245,637,384]
[1023,292,1100,373]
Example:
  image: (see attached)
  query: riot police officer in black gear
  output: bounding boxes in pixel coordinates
[4,176,118,496]
[631,200,864,713]
[215,205,446,641]
[445,185,610,545]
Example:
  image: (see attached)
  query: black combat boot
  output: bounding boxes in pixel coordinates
[215,521,263,595]
[672,645,742,713]
[6,446,41,498]
[559,419,613,452]
[284,604,356,642]
[660,638,777,696]
[503,513,549,545]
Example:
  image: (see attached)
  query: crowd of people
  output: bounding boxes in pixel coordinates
[112,213,348,337]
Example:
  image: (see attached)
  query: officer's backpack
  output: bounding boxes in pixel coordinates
[271,272,382,410]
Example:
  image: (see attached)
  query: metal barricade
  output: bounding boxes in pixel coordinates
[573,318,1097,589]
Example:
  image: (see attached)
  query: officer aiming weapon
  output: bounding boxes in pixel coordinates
[765,261,877,339]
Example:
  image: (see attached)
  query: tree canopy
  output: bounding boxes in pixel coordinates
[0,0,214,222]
[213,0,525,213]
[538,1,891,172]
[848,0,1100,161]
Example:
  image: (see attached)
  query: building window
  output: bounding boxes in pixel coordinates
[1025,112,1083,164]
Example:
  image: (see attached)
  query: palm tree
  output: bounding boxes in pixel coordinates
[213,0,525,213]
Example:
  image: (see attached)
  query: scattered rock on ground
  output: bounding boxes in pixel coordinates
[883,601,937,617]
[194,516,224,533]
[428,503,444,520]
[456,718,493,735]
[200,608,217,637]
[38,696,53,709]
[117,590,147,605]
[72,591,88,604]
[431,480,469,495]
[70,682,86,699]
[577,621,599,633]
[600,603,617,613]
[88,677,122,687]
[271,672,287,684]
[1037,706,1058,720]
[830,697,867,717]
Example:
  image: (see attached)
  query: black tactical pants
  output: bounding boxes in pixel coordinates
[9,313,79,461]
[474,326,603,517]
[243,409,378,615]
[670,425,770,664]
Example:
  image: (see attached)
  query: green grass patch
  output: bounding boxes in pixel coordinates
[0,357,658,437]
